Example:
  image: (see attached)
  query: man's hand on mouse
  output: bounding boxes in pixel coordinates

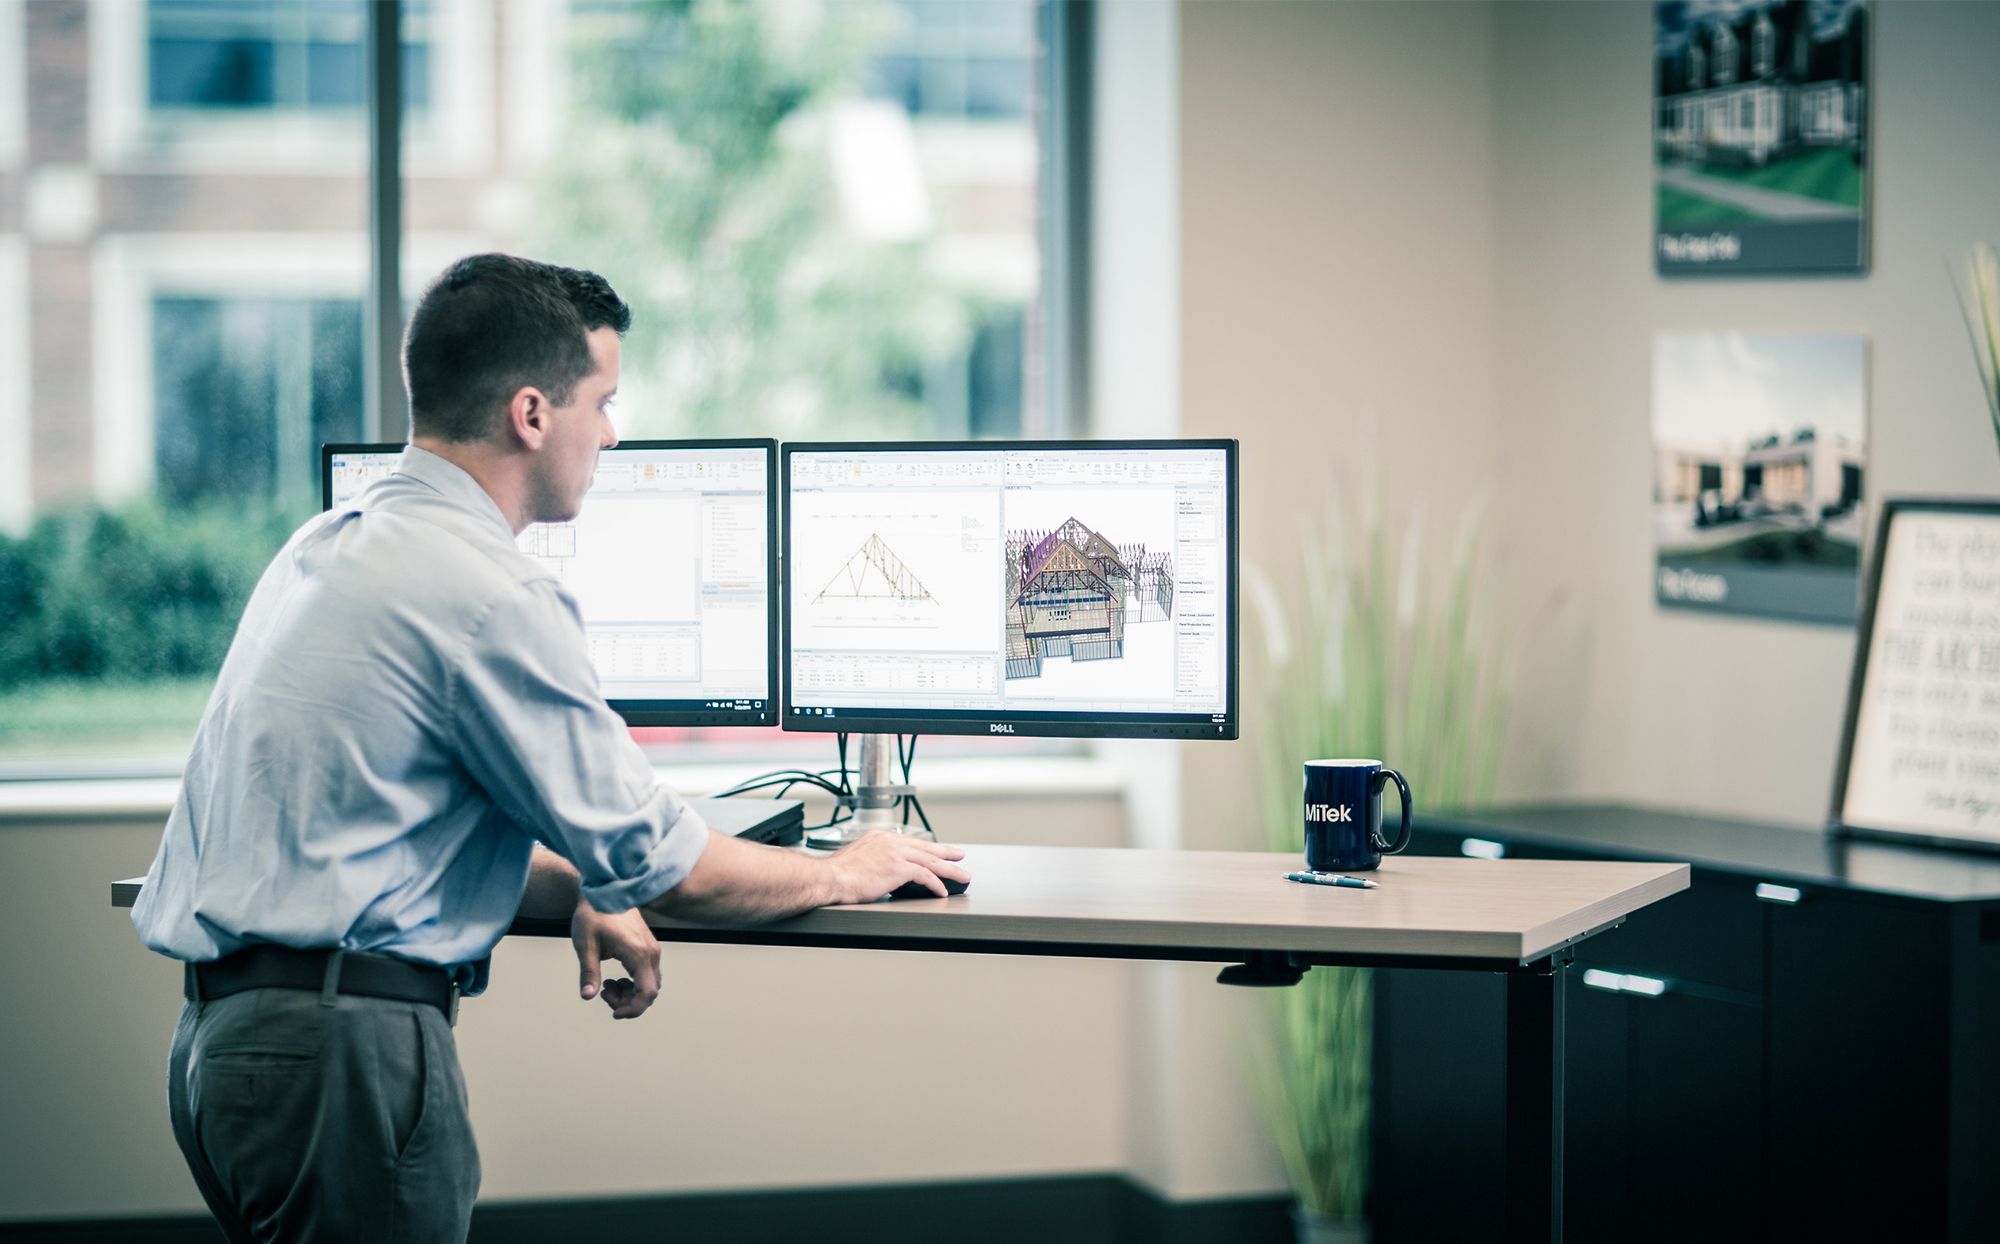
[571,899,662,1019]
[825,831,969,903]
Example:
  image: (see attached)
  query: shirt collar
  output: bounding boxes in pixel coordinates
[393,445,518,546]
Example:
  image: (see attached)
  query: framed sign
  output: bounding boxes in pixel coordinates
[1831,499,2000,852]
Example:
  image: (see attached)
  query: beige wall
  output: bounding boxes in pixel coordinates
[0,794,1135,1222]
[1171,0,1507,1204]
[1180,0,1503,846]
[1182,0,2000,834]
[1489,0,2000,824]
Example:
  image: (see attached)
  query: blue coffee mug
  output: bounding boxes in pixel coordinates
[1303,759,1413,872]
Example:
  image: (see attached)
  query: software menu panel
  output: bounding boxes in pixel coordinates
[519,447,769,709]
[326,442,776,724]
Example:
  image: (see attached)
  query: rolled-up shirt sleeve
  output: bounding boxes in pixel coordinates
[447,579,709,912]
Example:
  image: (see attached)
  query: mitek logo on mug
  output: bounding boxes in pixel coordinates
[1303,759,1413,872]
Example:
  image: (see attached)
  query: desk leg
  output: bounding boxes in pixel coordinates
[1504,959,1566,1244]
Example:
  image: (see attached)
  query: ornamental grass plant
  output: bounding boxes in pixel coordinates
[1954,243,2000,450]
[1243,432,1506,1224]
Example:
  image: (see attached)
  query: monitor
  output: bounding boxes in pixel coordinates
[781,439,1238,739]
[322,440,779,727]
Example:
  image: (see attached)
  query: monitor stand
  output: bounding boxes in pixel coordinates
[803,733,928,850]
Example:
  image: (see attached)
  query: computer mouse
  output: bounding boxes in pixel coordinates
[888,876,969,899]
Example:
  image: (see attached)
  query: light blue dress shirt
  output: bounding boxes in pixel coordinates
[131,447,709,992]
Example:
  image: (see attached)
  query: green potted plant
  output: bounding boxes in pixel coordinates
[1245,443,1505,1244]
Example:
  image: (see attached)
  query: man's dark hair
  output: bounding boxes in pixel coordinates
[403,254,632,443]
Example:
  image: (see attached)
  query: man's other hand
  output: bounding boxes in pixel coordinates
[824,831,970,904]
[570,901,662,1020]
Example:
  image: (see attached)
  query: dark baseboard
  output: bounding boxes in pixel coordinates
[0,1223,225,1244]
[0,1175,1292,1244]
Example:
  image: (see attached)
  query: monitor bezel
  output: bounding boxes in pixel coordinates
[779,438,1240,741]
[320,438,781,729]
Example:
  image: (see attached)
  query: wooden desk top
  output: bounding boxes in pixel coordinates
[116,845,1690,968]
[650,845,1688,967]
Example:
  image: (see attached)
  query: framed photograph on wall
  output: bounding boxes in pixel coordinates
[1654,0,1869,276]
[1653,331,1867,624]
[1831,500,2000,853]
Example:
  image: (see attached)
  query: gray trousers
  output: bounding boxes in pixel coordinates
[168,985,481,1244]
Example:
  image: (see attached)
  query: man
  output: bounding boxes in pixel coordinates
[131,254,967,1244]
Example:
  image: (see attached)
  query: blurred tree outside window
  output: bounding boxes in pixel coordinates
[540,0,1039,444]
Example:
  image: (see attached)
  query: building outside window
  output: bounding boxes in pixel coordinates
[148,0,431,113]
[0,0,1062,765]
[153,297,362,507]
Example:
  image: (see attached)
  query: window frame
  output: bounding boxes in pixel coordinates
[1035,0,1091,438]
[0,235,26,535]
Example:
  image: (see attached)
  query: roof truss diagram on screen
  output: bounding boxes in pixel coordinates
[814,533,941,628]
[790,488,1001,653]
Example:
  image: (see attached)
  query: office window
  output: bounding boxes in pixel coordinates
[870,0,1036,119]
[153,297,363,506]
[3,0,370,760]
[523,0,1042,444]
[148,0,430,113]
[5,0,1069,765]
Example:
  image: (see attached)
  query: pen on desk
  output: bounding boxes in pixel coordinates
[1284,870,1379,889]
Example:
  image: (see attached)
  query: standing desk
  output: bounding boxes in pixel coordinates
[116,843,1688,1243]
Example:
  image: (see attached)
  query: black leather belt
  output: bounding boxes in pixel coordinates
[186,944,457,1022]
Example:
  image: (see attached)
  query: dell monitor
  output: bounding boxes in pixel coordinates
[781,439,1238,739]
[322,439,779,727]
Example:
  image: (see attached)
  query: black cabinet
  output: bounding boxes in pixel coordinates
[1559,981,1765,1244]
[1374,808,2000,1243]
[1765,889,1950,1239]
[1615,987,1762,1242]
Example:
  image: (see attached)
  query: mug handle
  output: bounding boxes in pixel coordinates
[1370,768,1414,855]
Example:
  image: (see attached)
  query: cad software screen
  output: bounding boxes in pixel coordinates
[324,441,776,723]
[784,441,1234,736]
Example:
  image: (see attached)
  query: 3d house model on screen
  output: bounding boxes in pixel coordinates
[1004,518,1175,680]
